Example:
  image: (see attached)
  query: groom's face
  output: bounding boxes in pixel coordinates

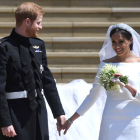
[111,32,132,56]
[25,14,43,37]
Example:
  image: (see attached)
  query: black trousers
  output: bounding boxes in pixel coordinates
[0,98,49,140]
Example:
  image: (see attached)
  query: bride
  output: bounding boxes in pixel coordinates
[59,23,140,140]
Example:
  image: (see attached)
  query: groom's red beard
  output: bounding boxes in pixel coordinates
[25,26,38,38]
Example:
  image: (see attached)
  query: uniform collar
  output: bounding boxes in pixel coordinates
[10,28,30,45]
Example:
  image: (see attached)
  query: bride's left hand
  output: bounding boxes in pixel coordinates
[113,73,123,77]
[111,73,125,86]
[113,73,136,96]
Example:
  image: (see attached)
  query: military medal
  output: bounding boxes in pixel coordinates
[35,50,42,52]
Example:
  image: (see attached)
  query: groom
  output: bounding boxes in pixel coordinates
[0,2,65,140]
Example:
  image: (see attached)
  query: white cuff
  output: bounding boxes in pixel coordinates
[135,90,140,100]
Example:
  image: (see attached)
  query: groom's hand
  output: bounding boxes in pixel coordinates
[56,115,66,136]
[1,125,17,137]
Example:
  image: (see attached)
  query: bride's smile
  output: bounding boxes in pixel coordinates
[111,32,132,56]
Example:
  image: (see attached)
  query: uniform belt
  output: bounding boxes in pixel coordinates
[6,90,38,99]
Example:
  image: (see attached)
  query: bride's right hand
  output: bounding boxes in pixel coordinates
[59,113,80,135]
[59,120,72,135]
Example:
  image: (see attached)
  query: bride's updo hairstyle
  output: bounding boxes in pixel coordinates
[110,28,133,50]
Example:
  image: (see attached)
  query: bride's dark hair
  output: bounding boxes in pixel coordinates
[110,28,133,50]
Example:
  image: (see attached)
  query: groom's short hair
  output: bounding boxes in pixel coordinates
[15,2,44,27]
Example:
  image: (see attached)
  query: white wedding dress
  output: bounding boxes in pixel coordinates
[77,62,140,140]
[45,79,106,140]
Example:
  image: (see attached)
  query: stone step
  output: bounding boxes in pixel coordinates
[43,37,105,52]
[2,7,140,13]
[1,21,140,27]
[47,52,100,67]
[0,1,139,7]
[0,36,104,52]
[49,67,98,83]
[41,37,105,52]
[42,37,105,42]
[1,22,140,37]
[47,52,99,57]
[0,7,140,22]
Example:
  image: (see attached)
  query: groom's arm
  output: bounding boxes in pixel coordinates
[41,41,65,118]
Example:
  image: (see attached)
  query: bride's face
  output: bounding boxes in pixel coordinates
[111,32,132,56]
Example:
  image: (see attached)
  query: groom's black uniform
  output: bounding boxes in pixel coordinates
[0,29,65,140]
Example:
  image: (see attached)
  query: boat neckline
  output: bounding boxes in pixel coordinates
[102,61,140,64]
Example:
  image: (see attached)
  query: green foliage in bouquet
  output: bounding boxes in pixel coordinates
[119,76,129,85]
[98,64,128,91]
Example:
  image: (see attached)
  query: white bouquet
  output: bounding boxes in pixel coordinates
[98,64,128,91]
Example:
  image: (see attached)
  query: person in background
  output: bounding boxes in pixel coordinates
[0,2,65,140]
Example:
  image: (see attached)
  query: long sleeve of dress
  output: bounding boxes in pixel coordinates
[0,46,13,127]
[41,42,65,118]
[131,73,140,101]
[76,62,105,116]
